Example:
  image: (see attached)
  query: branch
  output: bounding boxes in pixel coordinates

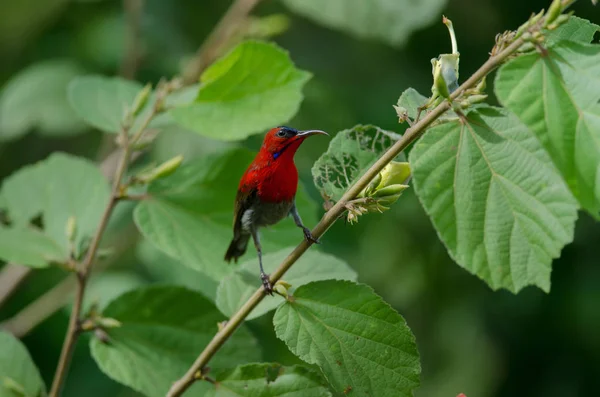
[166,32,531,397]
[181,0,262,84]
[120,0,144,79]
[0,264,31,308]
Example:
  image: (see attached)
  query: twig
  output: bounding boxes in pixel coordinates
[1,276,75,337]
[120,0,144,79]
[166,33,530,397]
[182,0,262,84]
[0,264,31,308]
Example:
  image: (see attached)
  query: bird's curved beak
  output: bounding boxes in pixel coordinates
[296,129,329,138]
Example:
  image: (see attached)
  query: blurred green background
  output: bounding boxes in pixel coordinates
[1,0,599,396]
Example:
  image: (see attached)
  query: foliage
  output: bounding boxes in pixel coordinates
[0,2,599,397]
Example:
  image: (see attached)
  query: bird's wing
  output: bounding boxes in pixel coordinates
[232,186,257,238]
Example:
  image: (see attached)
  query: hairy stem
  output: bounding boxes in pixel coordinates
[181,0,262,84]
[49,146,130,397]
[166,29,530,397]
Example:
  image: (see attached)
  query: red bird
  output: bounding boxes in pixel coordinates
[225,126,328,293]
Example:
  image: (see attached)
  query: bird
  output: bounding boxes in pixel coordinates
[224,126,328,294]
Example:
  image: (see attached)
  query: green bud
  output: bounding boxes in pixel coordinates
[372,184,409,198]
[246,14,290,38]
[132,83,152,117]
[467,94,488,105]
[273,283,289,298]
[545,0,563,27]
[65,216,77,243]
[376,193,403,207]
[362,172,383,197]
[137,155,184,184]
[380,161,411,188]
[98,317,122,329]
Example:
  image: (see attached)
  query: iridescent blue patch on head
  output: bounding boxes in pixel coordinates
[273,151,281,159]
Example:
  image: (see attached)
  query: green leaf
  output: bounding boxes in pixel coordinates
[170,41,311,141]
[282,0,447,47]
[67,75,143,133]
[409,107,578,292]
[136,239,219,301]
[495,41,600,217]
[216,248,356,320]
[312,125,402,202]
[545,16,600,47]
[273,280,420,397]
[0,227,64,268]
[90,286,260,397]
[134,148,318,281]
[207,363,331,397]
[0,331,46,397]
[0,60,85,141]
[82,272,146,312]
[396,88,428,120]
[0,153,110,267]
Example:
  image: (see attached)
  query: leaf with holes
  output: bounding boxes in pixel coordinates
[207,363,331,397]
[282,0,447,47]
[134,148,318,281]
[495,41,600,217]
[90,286,260,397]
[0,153,110,267]
[216,248,356,320]
[170,41,311,141]
[410,107,578,292]
[274,280,420,397]
[312,125,403,202]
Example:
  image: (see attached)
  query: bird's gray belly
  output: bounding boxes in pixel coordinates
[241,200,293,231]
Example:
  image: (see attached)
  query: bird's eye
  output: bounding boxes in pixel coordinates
[276,130,286,137]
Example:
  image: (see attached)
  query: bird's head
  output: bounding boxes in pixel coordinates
[261,126,328,160]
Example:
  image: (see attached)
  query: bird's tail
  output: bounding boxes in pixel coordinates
[224,233,250,263]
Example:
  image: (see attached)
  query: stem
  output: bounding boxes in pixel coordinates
[120,0,144,79]
[166,32,528,397]
[182,0,262,84]
[0,264,31,308]
[49,147,129,397]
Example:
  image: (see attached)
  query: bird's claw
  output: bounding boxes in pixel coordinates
[261,272,273,295]
[303,227,321,244]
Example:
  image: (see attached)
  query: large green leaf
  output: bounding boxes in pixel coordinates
[273,280,420,397]
[136,239,219,302]
[90,286,260,397]
[0,227,64,268]
[0,331,46,397]
[207,364,331,397]
[134,148,318,281]
[0,60,85,140]
[544,16,600,47]
[312,125,402,202]
[216,248,356,320]
[409,107,578,292]
[67,75,143,133]
[170,41,311,141]
[0,153,110,267]
[282,0,447,47]
[495,41,600,217]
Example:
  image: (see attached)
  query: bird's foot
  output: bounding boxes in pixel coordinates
[303,227,321,244]
[261,272,273,295]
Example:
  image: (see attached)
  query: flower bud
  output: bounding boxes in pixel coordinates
[380,161,411,187]
[362,172,383,197]
[136,155,184,184]
[545,0,563,26]
[98,317,122,329]
[66,216,77,243]
[372,184,409,198]
[273,282,289,298]
[132,84,152,117]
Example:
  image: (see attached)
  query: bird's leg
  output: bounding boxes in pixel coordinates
[250,227,272,295]
[290,201,320,244]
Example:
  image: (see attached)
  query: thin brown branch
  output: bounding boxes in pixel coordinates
[0,264,31,308]
[1,276,75,337]
[182,0,262,84]
[120,0,144,79]
[166,33,531,397]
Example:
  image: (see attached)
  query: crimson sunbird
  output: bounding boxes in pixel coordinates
[224,126,328,294]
